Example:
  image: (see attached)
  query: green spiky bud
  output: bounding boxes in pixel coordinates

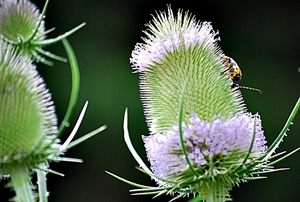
[0,42,58,165]
[0,0,85,65]
[0,0,45,43]
[0,0,46,59]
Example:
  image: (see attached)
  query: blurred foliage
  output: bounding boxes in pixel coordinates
[1,0,299,201]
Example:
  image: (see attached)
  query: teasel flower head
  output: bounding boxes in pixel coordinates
[0,40,106,202]
[107,6,300,202]
[0,0,86,65]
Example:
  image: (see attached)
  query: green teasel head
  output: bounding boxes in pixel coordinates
[0,0,85,65]
[0,41,58,169]
[0,0,45,43]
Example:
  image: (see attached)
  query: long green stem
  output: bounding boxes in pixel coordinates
[37,163,48,202]
[204,181,228,202]
[6,164,34,202]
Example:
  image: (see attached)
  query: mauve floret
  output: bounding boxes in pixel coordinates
[143,112,267,181]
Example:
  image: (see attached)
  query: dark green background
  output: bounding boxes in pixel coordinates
[1,0,299,201]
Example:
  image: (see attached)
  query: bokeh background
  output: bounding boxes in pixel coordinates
[1,0,300,201]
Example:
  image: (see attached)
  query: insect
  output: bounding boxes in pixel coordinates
[222,55,262,94]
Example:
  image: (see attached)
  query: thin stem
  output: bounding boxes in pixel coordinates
[178,80,199,177]
[57,39,80,137]
[264,97,300,160]
[37,164,48,202]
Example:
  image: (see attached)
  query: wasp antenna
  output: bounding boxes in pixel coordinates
[239,85,262,94]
